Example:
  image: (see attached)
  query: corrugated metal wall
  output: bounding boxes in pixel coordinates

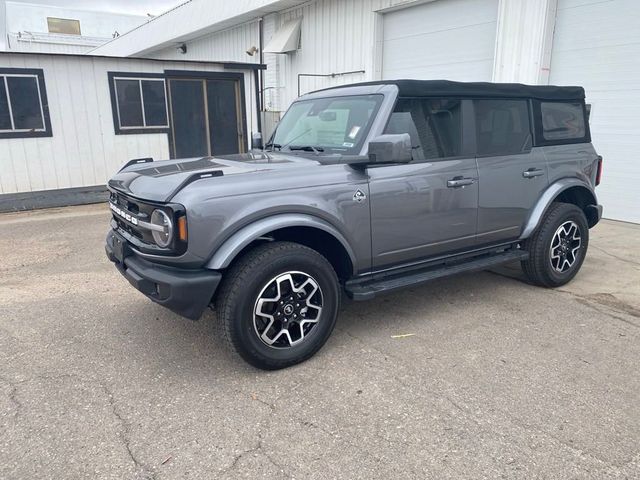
[0,53,256,195]
[148,21,262,64]
[141,0,430,113]
[273,0,438,108]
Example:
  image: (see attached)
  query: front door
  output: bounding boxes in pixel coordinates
[369,97,478,270]
[473,99,548,245]
[168,76,245,158]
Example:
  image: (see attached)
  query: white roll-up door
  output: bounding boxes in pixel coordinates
[550,0,640,223]
[381,0,499,81]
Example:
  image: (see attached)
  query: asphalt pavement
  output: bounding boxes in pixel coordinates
[1,204,639,479]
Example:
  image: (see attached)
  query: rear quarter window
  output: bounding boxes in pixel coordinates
[540,101,587,142]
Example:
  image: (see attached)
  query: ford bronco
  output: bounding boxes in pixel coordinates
[105,80,603,370]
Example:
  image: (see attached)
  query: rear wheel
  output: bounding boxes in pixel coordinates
[521,202,589,287]
[216,242,340,370]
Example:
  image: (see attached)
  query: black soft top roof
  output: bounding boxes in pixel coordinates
[322,79,585,101]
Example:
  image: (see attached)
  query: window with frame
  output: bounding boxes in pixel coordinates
[474,99,531,156]
[0,69,51,139]
[110,75,169,134]
[384,97,462,160]
[540,101,586,141]
[47,17,81,35]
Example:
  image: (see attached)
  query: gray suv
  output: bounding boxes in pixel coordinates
[105,80,603,369]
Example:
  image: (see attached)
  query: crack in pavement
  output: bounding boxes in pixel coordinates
[0,373,157,480]
[591,244,640,269]
[0,375,23,418]
[484,269,640,329]
[97,382,158,480]
[554,290,640,329]
[335,326,629,471]
[217,404,291,479]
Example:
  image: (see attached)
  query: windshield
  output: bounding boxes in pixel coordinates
[270,94,383,154]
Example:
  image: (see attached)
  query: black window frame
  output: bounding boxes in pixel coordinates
[0,68,52,139]
[471,97,534,158]
[532,99,591,146]
[108,72,170,135]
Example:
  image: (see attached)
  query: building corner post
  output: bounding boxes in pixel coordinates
[492,0,558,85]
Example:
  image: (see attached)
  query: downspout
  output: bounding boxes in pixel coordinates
[259,17,265,112]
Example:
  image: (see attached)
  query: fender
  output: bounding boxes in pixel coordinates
[205,213,358,271]
[520,178,598,240]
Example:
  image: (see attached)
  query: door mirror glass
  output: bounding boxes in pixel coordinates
[367,134,412,164]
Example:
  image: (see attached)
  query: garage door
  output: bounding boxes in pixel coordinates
[382,0,499,81]
[549,0,640,223]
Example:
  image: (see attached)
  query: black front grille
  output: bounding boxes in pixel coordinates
[108,189,186,256]
[109,191,154,244]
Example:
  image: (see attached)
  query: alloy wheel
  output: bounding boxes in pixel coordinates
[253,271,323,348]
[549,220,582,273]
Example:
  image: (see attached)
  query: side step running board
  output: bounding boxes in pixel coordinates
[346,249,529,301]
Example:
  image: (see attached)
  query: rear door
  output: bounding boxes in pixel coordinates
[369,97,478,270]
[473,99,548,244]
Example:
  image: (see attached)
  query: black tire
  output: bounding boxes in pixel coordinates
[521,202,589,288]
[216,241,340,370]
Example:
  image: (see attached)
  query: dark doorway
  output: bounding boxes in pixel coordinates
[167,74,246,158]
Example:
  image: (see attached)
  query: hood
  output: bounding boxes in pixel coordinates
[108,151,316,202]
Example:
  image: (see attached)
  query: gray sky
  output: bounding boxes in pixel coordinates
[1,0,184,49]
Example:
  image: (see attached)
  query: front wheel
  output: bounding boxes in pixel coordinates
[216,242,340,370]
[521,202,589,287]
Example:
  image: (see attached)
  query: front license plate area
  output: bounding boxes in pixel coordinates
[112,233,129,264]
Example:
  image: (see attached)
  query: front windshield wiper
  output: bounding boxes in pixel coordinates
[288,145,325,154]
[264,142,282,151]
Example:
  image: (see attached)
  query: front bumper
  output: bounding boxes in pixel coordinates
[105,230,221,320]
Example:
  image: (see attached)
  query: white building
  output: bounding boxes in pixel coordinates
[90,0,640,224]
[0,51,262,210]
[3,1,148,53]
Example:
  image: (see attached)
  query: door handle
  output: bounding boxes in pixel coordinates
[447,176,475,188]
[522,168,544,179]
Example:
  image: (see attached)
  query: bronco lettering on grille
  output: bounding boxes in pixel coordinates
[109,202,139,226]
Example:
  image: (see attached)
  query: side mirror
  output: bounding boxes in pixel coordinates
[251,132,263,150]
[367,133,412,164]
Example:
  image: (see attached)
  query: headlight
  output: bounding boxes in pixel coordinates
[150,209,173,247]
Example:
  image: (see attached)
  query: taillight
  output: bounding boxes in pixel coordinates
[595,155,603,186]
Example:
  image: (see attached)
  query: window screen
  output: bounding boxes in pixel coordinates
[141,80,168,127]
[0,70,50,138]
[474,99,531,156]
[113,77,168,131]
[115,79,143,127]
[385,97,462,160]
[0,81,10,130]
[541,102,586,141]
[7,76,45,130]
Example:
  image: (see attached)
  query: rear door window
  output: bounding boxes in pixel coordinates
[473,99,532,156]
[385,97,462,160]
[540,102,586,141]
